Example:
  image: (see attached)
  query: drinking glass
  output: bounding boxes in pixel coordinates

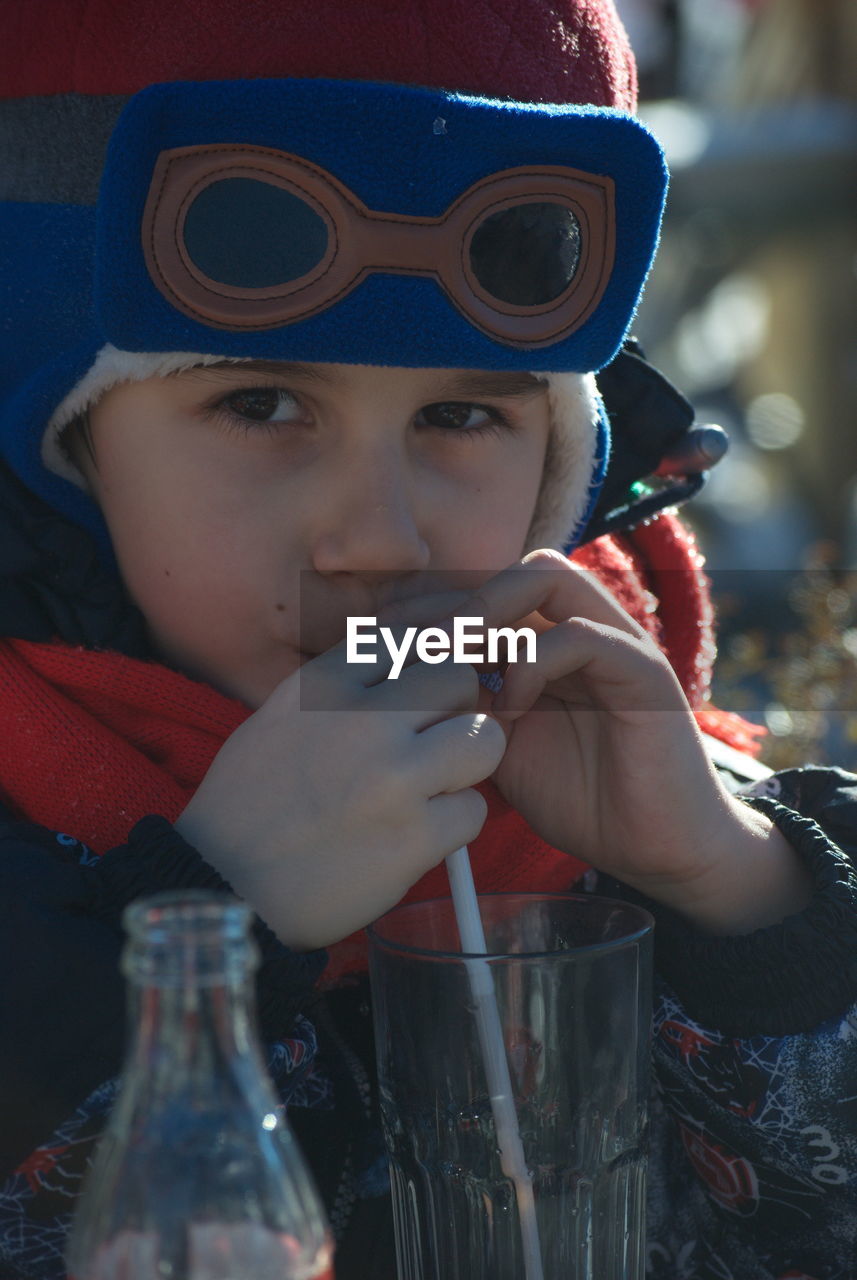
[367,892,653,1280]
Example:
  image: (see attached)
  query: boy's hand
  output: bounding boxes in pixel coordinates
[456,550,811,934]
[175,612,506,950]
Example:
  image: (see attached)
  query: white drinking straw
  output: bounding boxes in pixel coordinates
[445,846,544,1280]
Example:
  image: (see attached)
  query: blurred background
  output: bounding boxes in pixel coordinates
[614,0,857,768]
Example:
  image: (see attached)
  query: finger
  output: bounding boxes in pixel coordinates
[298,614,486,712]
[364,589,488,686]
[376,588,476,630]
[491,617,682,720]
[371,654,481,728]
[357,607,522,688]
[306,581,521,695]
[444,549,649,642]
[304,617,431,691]
[417,711,507,796]
[425,788,490,855]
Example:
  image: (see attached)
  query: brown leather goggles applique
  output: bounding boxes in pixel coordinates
[142,144,616,348]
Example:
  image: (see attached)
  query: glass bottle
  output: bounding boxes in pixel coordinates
[67,890,334,1280]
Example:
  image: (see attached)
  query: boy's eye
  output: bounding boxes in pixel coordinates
[418,402,495,431]
[222,387,302,422]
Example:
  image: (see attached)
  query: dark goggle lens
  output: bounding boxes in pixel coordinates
[469,201,581,306]
[183,178,329,288]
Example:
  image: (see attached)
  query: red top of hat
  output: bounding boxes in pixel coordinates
[2,0,636,109]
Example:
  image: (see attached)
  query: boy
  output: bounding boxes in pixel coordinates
[1,1,856,1276]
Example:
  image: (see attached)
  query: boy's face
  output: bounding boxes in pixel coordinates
[80,361,552,707]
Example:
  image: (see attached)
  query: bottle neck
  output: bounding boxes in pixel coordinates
[120,893,268,1108]
[127,970,257,1085]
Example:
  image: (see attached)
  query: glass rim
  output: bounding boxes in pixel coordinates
[366,891,654,963]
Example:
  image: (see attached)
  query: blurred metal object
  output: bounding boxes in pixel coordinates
[640,98,857,234]
[655,423,729,475]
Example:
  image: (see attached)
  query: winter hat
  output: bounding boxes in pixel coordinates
[0,0,668,555]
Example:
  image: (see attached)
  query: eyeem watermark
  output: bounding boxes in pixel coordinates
[347,616,536,680]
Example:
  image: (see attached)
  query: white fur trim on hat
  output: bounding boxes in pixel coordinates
[524,371,602,553]
[42,345,603,551]
[42,344,250,486]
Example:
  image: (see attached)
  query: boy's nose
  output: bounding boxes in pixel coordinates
[310,451,431,578]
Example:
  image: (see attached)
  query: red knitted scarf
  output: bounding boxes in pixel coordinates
[0,519,760,978]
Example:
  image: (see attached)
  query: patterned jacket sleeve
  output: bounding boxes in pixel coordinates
[615,766,857,1278]
[0,809,326,1280]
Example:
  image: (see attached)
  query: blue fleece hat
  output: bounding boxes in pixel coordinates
[0,5,667,553]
